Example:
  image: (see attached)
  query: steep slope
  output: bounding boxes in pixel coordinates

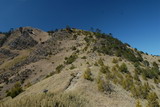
[0,27,160,107]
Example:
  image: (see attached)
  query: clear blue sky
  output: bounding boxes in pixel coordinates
[0,0,160,55]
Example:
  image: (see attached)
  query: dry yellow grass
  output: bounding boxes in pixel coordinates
[0,92,88,107]
[0,55,28,70]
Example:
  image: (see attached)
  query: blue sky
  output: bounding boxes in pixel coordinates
[0,0,160,55]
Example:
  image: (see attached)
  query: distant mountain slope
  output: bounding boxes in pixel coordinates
[0,27,159,107]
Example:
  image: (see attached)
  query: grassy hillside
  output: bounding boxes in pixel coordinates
[0,27,159,107]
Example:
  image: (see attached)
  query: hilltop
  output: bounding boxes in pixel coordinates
[0,27,159,107]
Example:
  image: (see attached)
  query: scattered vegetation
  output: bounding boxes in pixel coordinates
[81,56,87,59]
[0,28,160,106]
[73,34,77,40]
[91,31,144,63]
[6,82,23,98]
[143,60,150,67]
[98,58,104,66]
[134,66,160,80]
[83,68,93,81]
[64,54,78,64]
[56,64,64,73]
[97,76,113,94]
[136,100,142,107]
[0,55,28,70]
[100,65,110,74]
[95,57,159,106]
[147,92,160,107]
[71,46,76,51]
[112,58,118,63]
[119,63,129,73]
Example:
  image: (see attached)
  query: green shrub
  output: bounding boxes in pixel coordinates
[84,37,90,43]
[141,82,151,99]
[112,58,118,63]
[134,71,140,81]
[83,68,93,81]
[136,52,143,62]
[6,82,23,98]
[97,77,104,92]
[154,78,160,84]
[56,64,64,73]
[153,62,159,69]
[81,56,87,59]
[65,54,78,64]
[136,100,142,107]
[71,46,76,50]
[147,92,159,107]
[100,65,110,74]
[134,62,140,68]
[92,32,143,62]
[131,82,151,99]
[131,85,142,98]
[121,74,133,91]
[97,77,112,94]
[119,63,129,73]
[94,62,98,66]
[143,60,150,67]
[141,67,159,79]
[73,35,77,40]
[98,58,104,66]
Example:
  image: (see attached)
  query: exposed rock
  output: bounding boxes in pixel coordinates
[9,69,32,83]
[0,49,18,58]
[0,72,15,84]
[9,31,38,50]
[10,31,72,70]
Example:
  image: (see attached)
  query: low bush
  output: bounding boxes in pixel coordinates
[71,46,76,50]
[147,92,159,107]
[97,77,113,94]
[100,65,110,74]
[83,68,93,81]
[6,82,23,98]
[131,82,151,99]
[81,56,87,59]
[112,58,118,63]
[136,100,142,107]
[65,54,78,64]
[98,58,104,66]
[56,64,64,73]
[119,63,129,73]
[121,74,134,91]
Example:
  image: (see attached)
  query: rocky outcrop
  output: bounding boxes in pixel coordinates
[9,31,38,50]
[10,30,72,70]
[0,49,18,58]
[0,49,18,65]
[9,69,32,83]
